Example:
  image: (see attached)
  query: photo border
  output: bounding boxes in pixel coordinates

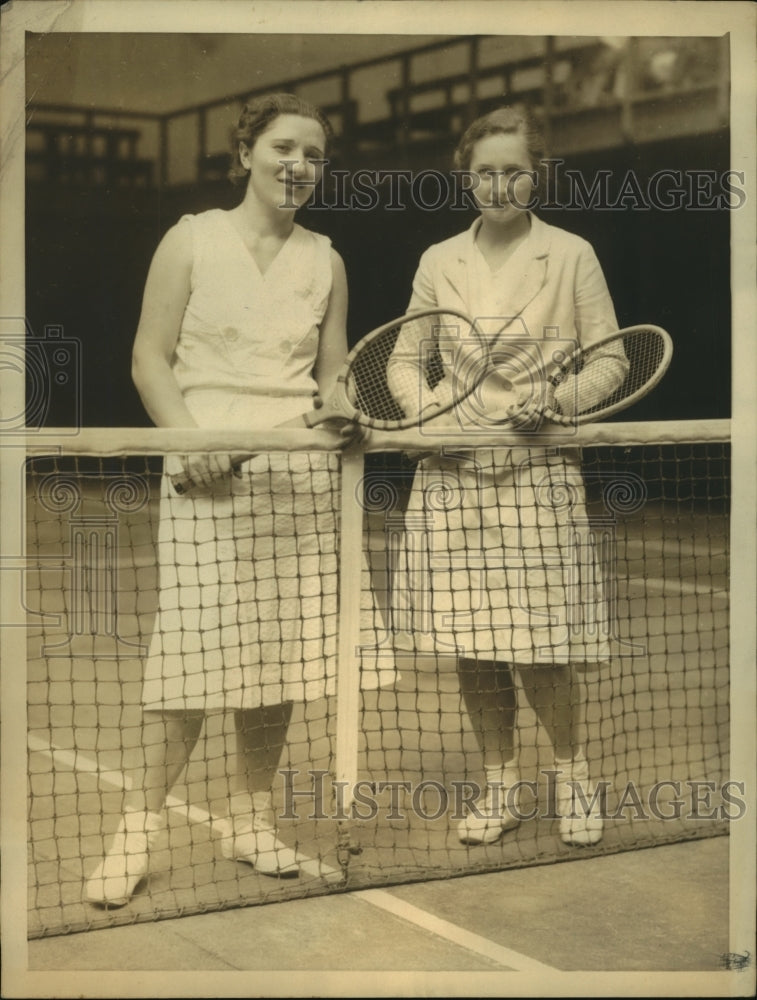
[2,2,755,997]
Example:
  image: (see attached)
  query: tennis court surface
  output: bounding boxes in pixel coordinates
[26,835,729,979]
[23,423,736,953]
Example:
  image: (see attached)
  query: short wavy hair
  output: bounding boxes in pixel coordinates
[453,105,544,173]
[228,93,334,188]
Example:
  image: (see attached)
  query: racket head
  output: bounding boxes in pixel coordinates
[548,324,673,425]
[313,308,478,431]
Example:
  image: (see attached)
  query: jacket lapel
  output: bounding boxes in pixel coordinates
[440,216,553,338]
[437,230,473,307]
[501,216,551,324]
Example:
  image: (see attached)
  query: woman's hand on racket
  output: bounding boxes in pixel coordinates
[504,384,578,429]
[449,385,537,430]
[320,416,366,449]
[277,393,365,448]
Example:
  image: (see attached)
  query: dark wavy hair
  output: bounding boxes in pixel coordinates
[453,105,545,174]
[228,93,334,188]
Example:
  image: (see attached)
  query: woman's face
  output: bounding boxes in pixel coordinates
[241,113,326,211]
[468,131,536,224]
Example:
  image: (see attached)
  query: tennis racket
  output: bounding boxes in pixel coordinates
[170,308,477,493]
[451,323,674,428]
[170,316,672,492]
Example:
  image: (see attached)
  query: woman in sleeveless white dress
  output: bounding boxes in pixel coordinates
[86,95,358,906]
[142,209,341,713]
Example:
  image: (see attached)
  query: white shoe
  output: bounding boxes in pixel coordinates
[457,783,521,845]
[555,757,604,846]
[221,793,299,878]
[84,811,166,907]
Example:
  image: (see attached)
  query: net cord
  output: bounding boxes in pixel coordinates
[23,419,732,457]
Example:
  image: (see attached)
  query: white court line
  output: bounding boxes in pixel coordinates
[625,577,728,598]
[32,741,564,961]
[164,794,226,832]
[354,888,557,972]
[29,739,342,880]
[162,796,343,882]
[28,734,132,790]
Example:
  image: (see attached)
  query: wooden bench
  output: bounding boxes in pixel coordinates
[27,122,154,187]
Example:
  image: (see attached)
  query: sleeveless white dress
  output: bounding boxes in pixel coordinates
[142,209,353,711]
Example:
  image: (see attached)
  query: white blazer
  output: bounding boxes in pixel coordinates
[393,214,622,418]
[408,214,619,344]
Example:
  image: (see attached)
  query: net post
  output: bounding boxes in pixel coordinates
[335,444,365,873]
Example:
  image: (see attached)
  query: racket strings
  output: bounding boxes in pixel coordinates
[352,314,463,423]
[348,319,669,428]
[554,328,667,418]
[348,324,408,421]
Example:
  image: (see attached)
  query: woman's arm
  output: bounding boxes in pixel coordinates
[131,221,198,428]
[313,248,349,401]
[553,242,628,416]
[132,220,236,488]
[386,249,449,417]
[307,248,364,447]
[572,241,621,347]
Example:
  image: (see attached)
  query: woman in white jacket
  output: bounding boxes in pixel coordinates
[388,106,627,848]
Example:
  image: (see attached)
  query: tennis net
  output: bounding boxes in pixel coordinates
[23,421,732,936]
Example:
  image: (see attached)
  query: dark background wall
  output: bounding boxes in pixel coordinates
[25,130,731,427]
[24,33,732,428]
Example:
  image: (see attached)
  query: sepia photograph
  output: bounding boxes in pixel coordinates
[1,1,755,997]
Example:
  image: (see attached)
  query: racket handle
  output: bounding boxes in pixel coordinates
[302,408,357,429]
[301,410,321,429]
[538,406,574,428]
[172,475,191,495]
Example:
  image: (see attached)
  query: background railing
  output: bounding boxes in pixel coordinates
[26,34,729,190]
